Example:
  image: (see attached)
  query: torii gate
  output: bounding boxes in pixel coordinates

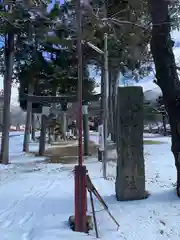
[24,93,101,155]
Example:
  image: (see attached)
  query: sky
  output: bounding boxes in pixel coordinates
[48,0,57,11]
[48,0,64,11]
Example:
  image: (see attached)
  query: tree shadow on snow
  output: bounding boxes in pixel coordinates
[100,188,180,209]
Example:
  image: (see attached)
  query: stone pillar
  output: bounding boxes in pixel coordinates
[115,86,146,201]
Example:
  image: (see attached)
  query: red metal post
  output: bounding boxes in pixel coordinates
[74,0,87,233]
[75,165,87,232]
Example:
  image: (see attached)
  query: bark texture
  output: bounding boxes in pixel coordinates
[23,83,33,152]
[108,67,113,136]
[31,112,35,141]
[162,113,167,136]
[109,65,119,142]
[148,0,180,196]
[111,69,119,142]
[1,33,14,164]
[61,111,67,141]
[39,115,46,156]
[115,87,145,201]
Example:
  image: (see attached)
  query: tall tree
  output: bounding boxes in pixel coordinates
[82,0,151,140]
[148,0,180,196]
[0,2,16,164]
[14,2,58,151]
[0,0,47,163]
[1,29,14,164]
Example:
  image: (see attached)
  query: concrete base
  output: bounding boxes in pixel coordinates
[68,215,93,232]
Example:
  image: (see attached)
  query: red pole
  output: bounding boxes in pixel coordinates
[74,0,87,233]
[78,89,83,167]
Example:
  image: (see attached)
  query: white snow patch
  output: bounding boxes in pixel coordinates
[0,133,179,239]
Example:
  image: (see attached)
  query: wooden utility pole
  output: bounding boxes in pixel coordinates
[102,33,108,179]
[74,0,87,233]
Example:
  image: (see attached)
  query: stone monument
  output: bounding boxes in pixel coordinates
[115,86,146,201]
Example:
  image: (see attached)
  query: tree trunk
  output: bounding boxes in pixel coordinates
[111,70,119,142]
[0,33,14,164]
[31,112,35,141]
[108,67,113,137]
[148,0,180,196]
[61,111,67,141]
[108,66,119,142]
[39,114,46,156]
[162,113,167,136]
[48,127,52,144]
[51,90,57,141]
[23,83,33,152]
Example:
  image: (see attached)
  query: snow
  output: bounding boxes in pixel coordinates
[0,132,179,239]
[5,132,46,164]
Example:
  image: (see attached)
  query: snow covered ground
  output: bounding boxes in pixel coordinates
[0,133,179,239]
[4,132,46,164]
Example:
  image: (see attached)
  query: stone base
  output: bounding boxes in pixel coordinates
[68,215,93,232]
[116,190,150,201]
